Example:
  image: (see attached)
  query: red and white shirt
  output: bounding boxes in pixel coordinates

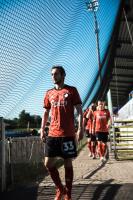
[93,109,110,133]
[43,85,82,137]
[83,109,94,133]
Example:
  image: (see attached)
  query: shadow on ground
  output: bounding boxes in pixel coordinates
[2,181,133,200]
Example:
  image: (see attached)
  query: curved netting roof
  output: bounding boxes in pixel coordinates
[0,0,121,119]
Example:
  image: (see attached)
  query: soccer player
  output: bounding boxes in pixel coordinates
[93,100,111,162]
[83,103,96,158]
[40,65,83,200]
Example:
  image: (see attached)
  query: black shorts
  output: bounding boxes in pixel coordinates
[45,136,77,159]
[85,130,96,141]
[96,132,109,143]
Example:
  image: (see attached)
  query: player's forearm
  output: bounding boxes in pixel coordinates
[77,112,84,141]
[77,112,83,130]
[41,109,49,136]
[75,104,83,130]
[86,110,91,119]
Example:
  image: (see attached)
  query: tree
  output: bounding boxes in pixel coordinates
[18,110,31,128]
[4,110,42,129]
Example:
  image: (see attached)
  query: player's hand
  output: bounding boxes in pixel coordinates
[107,124,111,129]
[40,128,46,143]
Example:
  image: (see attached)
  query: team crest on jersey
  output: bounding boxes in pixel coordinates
[64,93,69,98]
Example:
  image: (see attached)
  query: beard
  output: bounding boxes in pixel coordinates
[53,79,62,84]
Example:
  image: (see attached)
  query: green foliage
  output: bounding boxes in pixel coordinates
[5,110,42,129]
[18,110,31,128]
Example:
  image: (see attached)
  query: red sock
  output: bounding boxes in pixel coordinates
[98,142,103,158]
[48,167,63,189]
[64,166,73,197]
[87,141,92,153]
[102,143,106,157]
[92,143,96,155]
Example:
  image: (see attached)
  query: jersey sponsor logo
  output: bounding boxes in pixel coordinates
[51,99,67,107]
[97,115,107,119]
[50,92,69,107]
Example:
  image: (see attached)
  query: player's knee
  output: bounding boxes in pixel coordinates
[44,158,54,169]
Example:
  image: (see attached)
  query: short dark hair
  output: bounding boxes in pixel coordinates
[51,65,66,76]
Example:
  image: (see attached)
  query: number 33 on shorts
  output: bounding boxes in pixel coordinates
[63,141,74,152]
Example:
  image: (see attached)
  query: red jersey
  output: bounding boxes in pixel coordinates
[83,109,94,133]
[43,85,82,137]
[93,109,110,133]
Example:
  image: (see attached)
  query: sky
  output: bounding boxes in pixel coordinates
[0,0,121,119]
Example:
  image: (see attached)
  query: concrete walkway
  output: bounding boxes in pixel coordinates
[2,144,133,200]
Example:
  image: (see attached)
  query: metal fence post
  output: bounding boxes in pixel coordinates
[107,89,117,159]
[0,117,6,192]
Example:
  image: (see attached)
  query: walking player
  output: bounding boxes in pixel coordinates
[93,100,111,162]
[40,65,83,200]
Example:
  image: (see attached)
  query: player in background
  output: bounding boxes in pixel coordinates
[93,100,111,162]
[83,103,97,159]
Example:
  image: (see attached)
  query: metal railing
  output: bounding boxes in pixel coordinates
[110,122,133,160]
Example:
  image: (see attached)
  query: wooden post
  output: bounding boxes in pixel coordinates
[0,117,6,191]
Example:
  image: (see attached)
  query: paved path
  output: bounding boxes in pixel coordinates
[2,145,133,200]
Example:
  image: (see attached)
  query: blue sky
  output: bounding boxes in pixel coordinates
[0,0,121,119]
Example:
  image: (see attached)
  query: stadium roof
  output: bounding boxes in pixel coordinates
[94,0,133,111]
[108,0,133,110]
